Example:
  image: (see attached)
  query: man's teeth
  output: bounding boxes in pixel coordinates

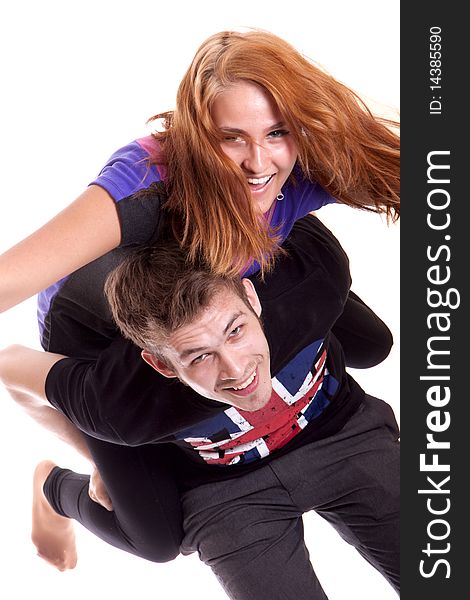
[247,175,272,185]
[232,371,256,390]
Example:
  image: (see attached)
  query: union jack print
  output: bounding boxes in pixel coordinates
[177,339,338,465]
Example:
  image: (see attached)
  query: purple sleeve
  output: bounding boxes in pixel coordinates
[89,137,162,202]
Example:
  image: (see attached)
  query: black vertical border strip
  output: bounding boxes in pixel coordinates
[401,3,466,598]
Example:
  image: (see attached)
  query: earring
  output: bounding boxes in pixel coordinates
[276,192,284,201]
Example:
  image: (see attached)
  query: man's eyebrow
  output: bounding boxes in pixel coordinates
[179,345,210,361]
[223,311,244,335]
[179,311,245,361]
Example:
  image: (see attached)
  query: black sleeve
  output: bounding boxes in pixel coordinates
[45,336,225,446]
[252,214,352,373]
[116,182,167,247]
[331,291,393,369]
[43,183,169,358]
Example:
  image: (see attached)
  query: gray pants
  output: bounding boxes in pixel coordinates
[181,395,400,599]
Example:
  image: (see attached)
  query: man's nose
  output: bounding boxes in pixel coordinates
[218,350,246,381]
[242,142,270,174]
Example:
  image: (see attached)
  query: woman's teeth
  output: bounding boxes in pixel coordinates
[247,175,272,185]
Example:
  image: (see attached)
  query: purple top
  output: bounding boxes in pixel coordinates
[37,136,335,338]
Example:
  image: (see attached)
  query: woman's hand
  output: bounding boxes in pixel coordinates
[89,466,113,511]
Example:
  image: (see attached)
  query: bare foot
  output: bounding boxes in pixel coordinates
[31,460,78,571]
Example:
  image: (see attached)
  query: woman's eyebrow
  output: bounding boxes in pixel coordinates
[219,122,287,134]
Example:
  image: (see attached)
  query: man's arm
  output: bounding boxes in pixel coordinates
[0,345,112,509]
[254,214,351,373]
[0,345,92,458]
[43,334,224,446]
[332,291,393,369]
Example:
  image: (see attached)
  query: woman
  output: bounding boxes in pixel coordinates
[1,29,399,316]
[0,29,398,572]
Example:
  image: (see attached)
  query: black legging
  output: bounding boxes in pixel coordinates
[44,437,183,562]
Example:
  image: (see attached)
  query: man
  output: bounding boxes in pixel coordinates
[0,215,398,598]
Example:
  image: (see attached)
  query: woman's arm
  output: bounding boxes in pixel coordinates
[0,185,121,313]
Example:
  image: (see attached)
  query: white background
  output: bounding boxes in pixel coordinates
[0,1,399,598]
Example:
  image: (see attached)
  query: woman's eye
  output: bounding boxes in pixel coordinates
[268,129,289,139]
[223,135,244,143]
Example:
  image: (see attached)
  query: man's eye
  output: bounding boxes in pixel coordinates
[229,325,242,337]
[192,353,209,365]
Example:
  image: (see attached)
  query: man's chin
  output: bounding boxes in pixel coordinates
[236,392,271,412]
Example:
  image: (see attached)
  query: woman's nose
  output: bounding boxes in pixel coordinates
[242,142,271,174]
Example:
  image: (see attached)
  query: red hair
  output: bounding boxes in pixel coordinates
[149,29,400,276]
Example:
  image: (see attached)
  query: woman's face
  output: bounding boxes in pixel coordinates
[211,80,298,214]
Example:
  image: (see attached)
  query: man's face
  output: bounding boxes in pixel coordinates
[142,280,272,412]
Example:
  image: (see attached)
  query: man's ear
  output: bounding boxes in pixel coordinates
[241,278,262,317]
[141,350,177,378]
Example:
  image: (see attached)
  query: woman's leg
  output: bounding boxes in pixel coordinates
[38,436,183,564]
